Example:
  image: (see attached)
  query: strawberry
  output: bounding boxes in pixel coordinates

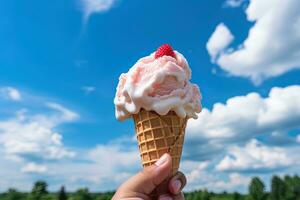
[154,44,176,59]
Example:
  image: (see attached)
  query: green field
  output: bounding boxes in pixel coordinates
[0,175,299,200]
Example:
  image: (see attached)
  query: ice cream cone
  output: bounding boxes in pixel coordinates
[114,45,202,199]
[133,109,187,175]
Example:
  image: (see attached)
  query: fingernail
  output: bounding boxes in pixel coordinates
[158,195,172,200]
[172,179,182,193]
[155,153,168,166]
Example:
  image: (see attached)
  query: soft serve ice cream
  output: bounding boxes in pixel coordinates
[114,44,202,121]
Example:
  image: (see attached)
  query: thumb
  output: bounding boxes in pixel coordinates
[119,153,172,195]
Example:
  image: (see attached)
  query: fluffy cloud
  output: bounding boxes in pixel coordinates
[187,85,300,140]
[0,87,140,190]
[49,144,140,191]
[0,135,139,191]
[206,23,234,61]
[216,139,292,171]
[207,0,300,84]
[184,161,209,184]
[182,159,250,192]
[184,85,300,177]
[0,103,78,173]
[180,85,300,192]
[1,86,299,192]
[214,173,250,191]
[21,162,48,174]
[0,153,34,191]
[79,0,118,22]
[88,145,138,168]
[0,87,21,101]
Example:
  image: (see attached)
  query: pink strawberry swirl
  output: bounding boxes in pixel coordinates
[114,51,202,121]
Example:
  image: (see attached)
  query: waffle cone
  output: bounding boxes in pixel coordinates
[133,109,187,175]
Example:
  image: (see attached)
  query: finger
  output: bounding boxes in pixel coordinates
[173,192,185,200]
[169,171,187,195]
[158,192,185,200]
[118,153,172,195]
[158,194,173,200]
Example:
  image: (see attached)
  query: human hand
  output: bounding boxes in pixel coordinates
[112,153,187,200]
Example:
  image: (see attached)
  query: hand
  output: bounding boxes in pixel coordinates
[112,153,187,200]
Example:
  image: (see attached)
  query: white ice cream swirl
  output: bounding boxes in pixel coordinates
[114,51,202,121]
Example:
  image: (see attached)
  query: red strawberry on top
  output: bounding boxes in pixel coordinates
[154,44,176,59]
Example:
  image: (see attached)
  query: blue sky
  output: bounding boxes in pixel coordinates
[0,0,300,193]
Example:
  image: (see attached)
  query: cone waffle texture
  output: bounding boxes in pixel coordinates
[133,109,187,175]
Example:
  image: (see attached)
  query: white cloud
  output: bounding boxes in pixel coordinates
[245,0,275,21]
[81,86,96,94]
[214,173,250,191]
[43,141,140,191]
[0,88,140,191]
[206,23,234,61]
[187,85,300,140]
[0,109,74,161]
[0,153,33,192]
[216,139,292,171]
[212,173,248,190]
[208,0,300,84]
[0,104,77,170]
[182,160,250,192]
[0,87,21,101]
[297,135,300,143]
[1,85,299,192]
[47,102,79,122]
[88,144,139,170]
[224,0,245,8]
[182,86,300,192]
[184,85,300,178]
[21,162,48,174]
[79,0,117,22]
[0,135,139,192]
[184,161,209,184]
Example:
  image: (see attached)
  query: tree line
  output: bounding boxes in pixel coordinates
[0,175,299,200]
[185,175,300,200]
